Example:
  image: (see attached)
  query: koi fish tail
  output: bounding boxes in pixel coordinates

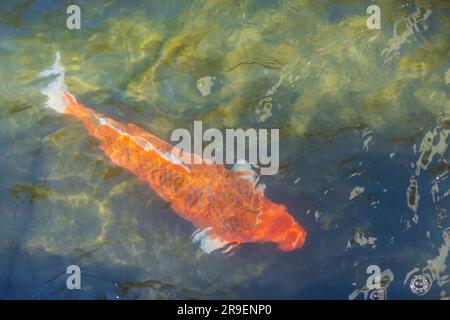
[38,51,75,113]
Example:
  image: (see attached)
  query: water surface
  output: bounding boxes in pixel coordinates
[0,0,449,299]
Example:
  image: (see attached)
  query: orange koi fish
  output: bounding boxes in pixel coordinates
[39,52,306,253]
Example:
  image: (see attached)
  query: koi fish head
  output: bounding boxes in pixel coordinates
[254,200,307,251]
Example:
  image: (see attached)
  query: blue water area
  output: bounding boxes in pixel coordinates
[0,0,449,299]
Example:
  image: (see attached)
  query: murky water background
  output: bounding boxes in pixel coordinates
[0,0,449,299]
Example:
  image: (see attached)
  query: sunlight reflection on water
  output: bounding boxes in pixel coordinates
[0,0,449,299]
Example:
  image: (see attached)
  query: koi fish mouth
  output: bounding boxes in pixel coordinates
[276,225,307,251]
[253,201,307,251]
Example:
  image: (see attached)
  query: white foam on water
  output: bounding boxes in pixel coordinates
[381,7,432,62]
[349,186,365,200]
[415,117,449,176]
[346,229,377,250]
[406,175,420,217]
[197,76,214,97]
[404,230,450,299]
[424,230,450,290]
[363,135,373,152]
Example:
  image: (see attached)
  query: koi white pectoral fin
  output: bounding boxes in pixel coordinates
[191,228,228,254]
[38,51,68,113]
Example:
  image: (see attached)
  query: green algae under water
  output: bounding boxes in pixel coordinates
[0,0,449,299]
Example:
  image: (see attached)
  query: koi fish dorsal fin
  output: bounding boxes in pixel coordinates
[124,123,189,172]
[127,123,207,170]
[127,123,173,154]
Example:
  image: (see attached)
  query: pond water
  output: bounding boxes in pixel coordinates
[0,0,449,299]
